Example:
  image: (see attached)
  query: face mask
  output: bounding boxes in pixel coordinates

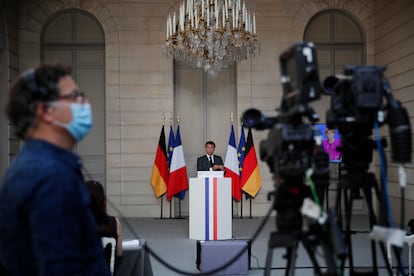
[52,103,93,142]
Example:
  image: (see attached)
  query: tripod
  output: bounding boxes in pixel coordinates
[334,134,403,275]
[264,226,341,276]
[264,231,297,276]
[264,231,313,276]
[264,181,345,276]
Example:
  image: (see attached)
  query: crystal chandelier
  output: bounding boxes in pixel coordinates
[163,0,259,76]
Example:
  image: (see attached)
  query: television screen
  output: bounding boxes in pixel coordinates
[314,123,342,162]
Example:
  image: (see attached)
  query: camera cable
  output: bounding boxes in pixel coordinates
[374,121,407,275]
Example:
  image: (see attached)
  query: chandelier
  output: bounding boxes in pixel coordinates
[163,0,259,76]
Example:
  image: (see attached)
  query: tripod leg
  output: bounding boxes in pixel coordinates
[335,182,343,230]
[368,169,399,272]
[264,245,274,276]
[325,181,329,211]
[286,241,299,276]
[334,180,347,273]
[301,238,325,276]
[360,177,379,274]
[362,173,393,274]
[265,232,298,276]
[342,182,356,273]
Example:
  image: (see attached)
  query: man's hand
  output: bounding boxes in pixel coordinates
[212,164,224,171]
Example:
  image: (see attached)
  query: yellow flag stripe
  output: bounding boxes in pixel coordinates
[150,166,167,198]
[241,166,261,197]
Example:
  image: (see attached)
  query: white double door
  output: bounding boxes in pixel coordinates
[174,62,237,215]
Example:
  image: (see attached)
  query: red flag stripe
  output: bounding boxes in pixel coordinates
[240,128,262,197]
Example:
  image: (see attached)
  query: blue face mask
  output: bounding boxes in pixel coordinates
[53,103,93,142]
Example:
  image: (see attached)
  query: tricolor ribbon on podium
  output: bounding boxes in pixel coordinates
[189,177,232,240]
[204,177,219,240]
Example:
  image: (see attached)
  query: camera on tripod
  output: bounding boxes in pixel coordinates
[324,65,412,164]
[242,42,344,275]
[242,42,332,232]
[322,65,412,275]
[242,41,412,275]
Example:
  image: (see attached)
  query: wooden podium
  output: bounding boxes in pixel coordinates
[189,172,232,240]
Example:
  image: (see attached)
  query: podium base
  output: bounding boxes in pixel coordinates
[196,239,251,274]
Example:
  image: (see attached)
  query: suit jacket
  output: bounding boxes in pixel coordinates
[196,154,224,171]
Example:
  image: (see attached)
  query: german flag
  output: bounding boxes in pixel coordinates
[150,126,168,198]
[240,128,262,197]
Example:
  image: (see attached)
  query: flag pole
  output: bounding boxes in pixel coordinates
[177,114,182,219]
[240,116,243,218]
[160,195,164,219]
[230,112,234,219]
[160,113,165,219]
[241,195,244,218]
[178,199,182,218]
[238,118,245,219]
[168,114,173,219]
[249,197,252,218]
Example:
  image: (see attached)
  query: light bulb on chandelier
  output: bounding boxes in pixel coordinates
[163,0,259,76]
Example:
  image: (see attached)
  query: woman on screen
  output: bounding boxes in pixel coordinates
[322,128,341,161]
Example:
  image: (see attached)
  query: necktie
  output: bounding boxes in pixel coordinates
[209,155,214,167]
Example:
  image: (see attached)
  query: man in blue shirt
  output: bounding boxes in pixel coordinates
[0,64,110,275]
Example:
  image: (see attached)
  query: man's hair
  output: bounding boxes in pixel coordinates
[5,64,71,139]
[205,140,215,147]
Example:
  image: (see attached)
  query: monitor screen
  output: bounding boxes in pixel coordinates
[314,123,341,162]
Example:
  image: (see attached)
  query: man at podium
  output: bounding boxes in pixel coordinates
[191,141,231,241]
[197,141,224,171]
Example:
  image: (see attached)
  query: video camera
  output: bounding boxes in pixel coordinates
[243,43,344,275]
[322,64,412,276]
[243,42,325,173]
[279,42,322,119]
[242,42,328,229]
[324,65,412,164]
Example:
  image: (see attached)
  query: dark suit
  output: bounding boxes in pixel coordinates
[197,155,224,171]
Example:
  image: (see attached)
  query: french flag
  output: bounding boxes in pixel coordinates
[224,124,241,201]
[167,125,188,201]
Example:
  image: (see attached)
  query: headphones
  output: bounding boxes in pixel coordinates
[22,68,48,98]
[22,68,60,102]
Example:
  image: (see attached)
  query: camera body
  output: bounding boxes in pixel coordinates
[325,65,412,164]
[261,121,315,176]
[243,42,328,231]
[265,122,317,231]
[279,42,322,117]
[325,66,385,131]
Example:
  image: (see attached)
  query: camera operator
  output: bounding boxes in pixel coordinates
[0,64,110,275]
